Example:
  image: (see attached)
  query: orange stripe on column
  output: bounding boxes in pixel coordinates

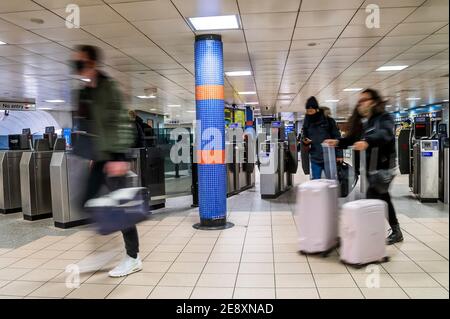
[197,150,225,164]
[196,85,224,101]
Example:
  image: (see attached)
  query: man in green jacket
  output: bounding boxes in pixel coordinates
[72,45,142,277]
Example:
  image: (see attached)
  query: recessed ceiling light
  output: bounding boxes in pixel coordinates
[45,99,65,103]
[187,110,196,113]
[246,102,259,105]
[188,15,240,31]
[150,108,156,111]
[325,99,339,103]
[239,91,256,95]
[81,78,91,82]
[0,40,7,45]
[406,97,421,101]
[225,71,251,77]
[168,104,181,108]
[37,107,52,110]
[343,88,363,92]
[443,99,449,102]
[137,95,156,99]
[376,65,408,71]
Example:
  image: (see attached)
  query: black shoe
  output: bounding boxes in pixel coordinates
[387,224,404,245]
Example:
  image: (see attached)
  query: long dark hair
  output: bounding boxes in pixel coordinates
[347,88,386,138]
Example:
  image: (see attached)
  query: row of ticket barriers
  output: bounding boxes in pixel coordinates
[0,128,168,228]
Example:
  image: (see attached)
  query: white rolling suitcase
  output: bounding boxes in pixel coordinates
[295,179,339,255]
[339,199,389,267]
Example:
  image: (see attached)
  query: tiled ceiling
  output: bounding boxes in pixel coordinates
[0,0,448,121]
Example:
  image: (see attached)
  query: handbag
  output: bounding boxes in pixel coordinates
[367,147,396,194]
[85,186,150,235]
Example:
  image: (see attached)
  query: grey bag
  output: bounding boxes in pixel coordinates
[367,147,396,194]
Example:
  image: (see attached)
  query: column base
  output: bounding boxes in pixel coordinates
[193,218,234,230]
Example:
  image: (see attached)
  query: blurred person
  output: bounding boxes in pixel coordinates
[302,96,343,179]
[72,45,143,277]
[320,106,331,118]
[324,88,403,245]
[128,110,154,148]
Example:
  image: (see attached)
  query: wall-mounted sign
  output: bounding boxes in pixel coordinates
[0,99,36,111]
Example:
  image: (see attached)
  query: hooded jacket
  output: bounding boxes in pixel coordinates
[302,110,343,163]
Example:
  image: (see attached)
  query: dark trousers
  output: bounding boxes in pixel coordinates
[366,186,399,228]
[84,161,139,258]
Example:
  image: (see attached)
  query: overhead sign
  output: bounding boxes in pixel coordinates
[0,100,36,111]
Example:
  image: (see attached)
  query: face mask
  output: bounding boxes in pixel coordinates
[71,60,85,74]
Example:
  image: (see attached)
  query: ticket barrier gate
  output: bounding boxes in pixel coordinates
[20,139,65,221]
[50,151,90,228]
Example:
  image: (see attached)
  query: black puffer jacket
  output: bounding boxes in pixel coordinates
[303,111,343,163]
[338,111,396,171]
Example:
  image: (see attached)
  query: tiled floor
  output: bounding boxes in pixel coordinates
[0,173,448,299]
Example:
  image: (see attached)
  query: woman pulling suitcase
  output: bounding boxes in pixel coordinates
[324,88,403,245]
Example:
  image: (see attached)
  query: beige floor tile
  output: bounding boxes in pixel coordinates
[182,245,214,253]
[383,261,425,273]
[49,270,94,284]
[121,272,164,286]
[404,250,446,262]
[429,273,449,288]
[272,244,298,253]
[0,280,9,288]
[141,261,172,273]
[168,262,205,274]
[404,287,449,299]
[189,238,218,246]
[274,263,311,274]
[318,288,364,299]
[0,281,44,297]
[314,274,357,288]
[236,274,274,288]
[0,257,21,268]
[0,295,20,299]
[233,288,275,299]
[241,253,273,263]
[17,269,61,282]
[57,250,94,260]
[239,262,274,274]
[391,273,441,288]
[106,285,154,299]
[309,262,349,274]
[39,259,79,270]
[148,286,193,299]
[145,252,179,262]
[84,271,126,285]
[45,243,78,251]
[0,268,31,280]
[29,282,74,298]
[1,249,35,259]
[209,253,241,263]
[28,250,64,260]
[275,274,316,288]
[244,237,273,245]
[159,273,200,287]
[202,263,239,274]
[351,273,399,288]
[212,245,243,253]
[276,288,319,299]
[416,261,449,273]
[243,245,273,253]
[197,274,236,288]
[176,253,210,263]
[346,264,388,274]
[191,287,233,299]
[66,283,116,299]
[153,245,185,253]
[274,253,308,263]
[0,249,12,256]
[10,258,48,269]
[361,288,409,299]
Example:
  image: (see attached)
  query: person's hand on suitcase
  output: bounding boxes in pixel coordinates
[353,141,369,151]
[104,161,130,177]
[303,137,312,145]
[323,139,339,147]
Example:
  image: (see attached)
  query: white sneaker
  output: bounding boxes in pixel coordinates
[108,255,143,278]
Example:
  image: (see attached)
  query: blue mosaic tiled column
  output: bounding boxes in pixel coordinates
[194,34,228,228]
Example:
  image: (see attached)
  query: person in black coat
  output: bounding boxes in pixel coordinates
[324,88,403,245]
[302,96,343,179]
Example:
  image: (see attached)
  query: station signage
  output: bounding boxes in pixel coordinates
[0,100,36,111]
